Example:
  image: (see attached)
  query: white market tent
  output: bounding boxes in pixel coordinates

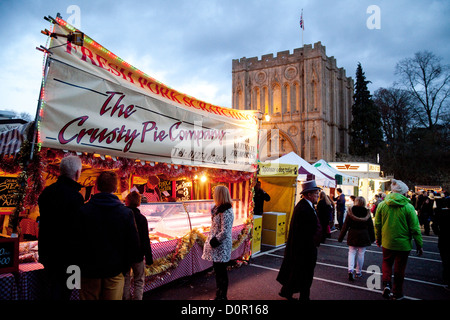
[313,159,359,187]
[270,152,336,188]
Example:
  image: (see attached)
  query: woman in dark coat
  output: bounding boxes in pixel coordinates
[338,196,375,281]
[420,193,434,235]
[317,191,333,242]
[123,191,153,300]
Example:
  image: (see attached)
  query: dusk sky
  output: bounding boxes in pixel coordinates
[1,0,449,117]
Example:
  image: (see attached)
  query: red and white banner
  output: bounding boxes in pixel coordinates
[39,19,258,172]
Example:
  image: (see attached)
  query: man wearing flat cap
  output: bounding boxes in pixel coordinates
[277,180,323,300]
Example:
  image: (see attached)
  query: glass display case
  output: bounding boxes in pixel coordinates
[140,199,246,243]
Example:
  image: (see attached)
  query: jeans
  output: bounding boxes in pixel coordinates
[80,273,125,300]
[348,246,367,275]
[123,260,146,300]
[382,247,410,296]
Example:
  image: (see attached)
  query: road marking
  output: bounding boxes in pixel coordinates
[252,245,286,258]
[249,263,420,300]
[263,253,446,288]
[327,237,440,250]
[320,243,442,263]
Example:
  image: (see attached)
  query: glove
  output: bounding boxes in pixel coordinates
[210,236,221,248]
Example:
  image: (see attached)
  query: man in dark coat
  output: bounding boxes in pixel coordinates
[253,180,270,215]
[38,155,84,300]
[333,188,346,229]
[277,180,322,301]
[78,171,140,300]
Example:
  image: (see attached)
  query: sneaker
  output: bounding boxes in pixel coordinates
[348,272,354,281]
[382,285,391,299]
[355,273,363,279]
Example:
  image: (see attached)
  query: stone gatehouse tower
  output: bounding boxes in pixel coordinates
[232,41,354,163]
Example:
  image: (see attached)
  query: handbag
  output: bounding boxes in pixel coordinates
[210,236,221,248]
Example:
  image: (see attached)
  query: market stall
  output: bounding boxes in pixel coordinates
[0,15,259,299]
[270,152,336,204]
[328,161,389,204]
[313,159,359,197]
[256,162,298,244]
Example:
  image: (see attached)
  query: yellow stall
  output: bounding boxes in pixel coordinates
[257,162,298,245]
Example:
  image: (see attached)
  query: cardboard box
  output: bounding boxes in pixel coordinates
[262,212,286,247]
[262,228,286,247]
[262,211,286,230]
[251,215,262,255]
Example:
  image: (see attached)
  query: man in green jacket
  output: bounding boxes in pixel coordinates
[375,179,423,300]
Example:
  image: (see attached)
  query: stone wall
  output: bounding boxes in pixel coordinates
[232,42,353,162]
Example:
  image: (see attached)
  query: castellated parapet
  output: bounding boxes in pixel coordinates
[232,41,354,163]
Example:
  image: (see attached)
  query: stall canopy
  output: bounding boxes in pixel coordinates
[270,152,336,188]
[257,162,298,215]
[38,17,258,173]
[313,159,359,186]
[257,162,298,241]
[0,122,32,156]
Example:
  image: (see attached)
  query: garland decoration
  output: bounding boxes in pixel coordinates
[8,139,44,232]
[144,219,252,280]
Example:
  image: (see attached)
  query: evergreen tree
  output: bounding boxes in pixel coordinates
[349,63,383,158]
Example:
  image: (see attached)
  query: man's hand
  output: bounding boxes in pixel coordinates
[416,247,423,256]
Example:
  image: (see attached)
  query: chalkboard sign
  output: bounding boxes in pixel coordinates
[158,179,173,198]
[0,176,19,208]
[0,238,19,274]
[176,180,192,201]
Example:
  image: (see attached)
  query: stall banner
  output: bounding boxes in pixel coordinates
[257,162,298,177]
[39,18,258,172]
[38,18,258,172]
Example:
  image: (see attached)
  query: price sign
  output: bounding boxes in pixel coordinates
[0,238,19,274]
[176,180,192,201]
[0,177,19,214]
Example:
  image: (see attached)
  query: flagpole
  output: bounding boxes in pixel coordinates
[300,9,304,47]
[302,27,304,47]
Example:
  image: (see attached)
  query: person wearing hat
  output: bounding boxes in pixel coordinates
[276,180,322,301]
[142,176,161,202]
[375,179,423,300]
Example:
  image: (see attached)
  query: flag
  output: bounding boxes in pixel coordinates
[300,10,304,30]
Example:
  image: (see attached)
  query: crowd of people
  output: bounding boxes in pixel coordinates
[36,154,449,301]
[276,178,449,301]
[37,155,236,301]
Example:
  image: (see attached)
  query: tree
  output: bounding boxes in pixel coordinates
[374,87,415,178]
[348,63,383,158]
[395,51,450,129]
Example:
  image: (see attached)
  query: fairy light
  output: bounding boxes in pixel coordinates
[35,17,55,151]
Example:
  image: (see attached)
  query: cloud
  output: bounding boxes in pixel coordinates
[0,0,449,116]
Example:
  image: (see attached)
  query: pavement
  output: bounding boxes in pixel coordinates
[143,227,450,303]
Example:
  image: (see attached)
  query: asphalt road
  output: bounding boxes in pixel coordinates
[143,228,449,301]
